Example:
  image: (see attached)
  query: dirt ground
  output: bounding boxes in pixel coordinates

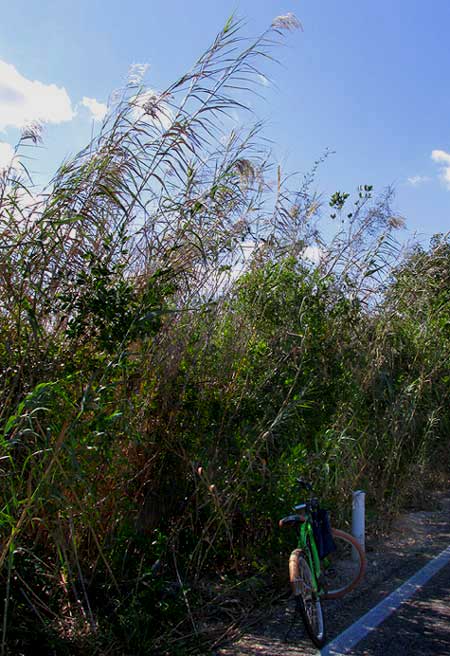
[215,487,450,655]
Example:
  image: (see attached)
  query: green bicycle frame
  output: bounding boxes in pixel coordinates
[296,513,323,594]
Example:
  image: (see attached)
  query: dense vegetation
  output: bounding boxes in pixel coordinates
[1,15,449,655]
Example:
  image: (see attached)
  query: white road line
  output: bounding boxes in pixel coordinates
[321,543,450,656]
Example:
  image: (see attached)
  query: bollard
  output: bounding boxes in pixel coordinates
[352,490,365,559]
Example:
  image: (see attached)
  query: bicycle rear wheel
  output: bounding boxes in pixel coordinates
[289,548,326,648]
[321,528,366,600]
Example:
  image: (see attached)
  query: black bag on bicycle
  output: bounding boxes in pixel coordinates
[311,509,336,559]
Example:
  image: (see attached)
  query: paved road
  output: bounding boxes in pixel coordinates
[341,559,450,655]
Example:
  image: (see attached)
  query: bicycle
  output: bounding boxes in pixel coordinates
[279,479,367,648]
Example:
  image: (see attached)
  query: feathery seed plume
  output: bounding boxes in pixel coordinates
[272,13,302,31]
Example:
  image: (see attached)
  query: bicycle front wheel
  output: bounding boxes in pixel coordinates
[289,548,326,648]
[321,528,366,600]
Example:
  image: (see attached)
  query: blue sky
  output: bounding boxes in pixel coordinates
[0,0,449,244]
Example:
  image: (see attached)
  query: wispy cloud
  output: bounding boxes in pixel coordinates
[81,96,107,122]
[0,141,15,170]
[407,175,430,186]
[0,59,74,131]
[431,149,450,189]
[257,74,270,87]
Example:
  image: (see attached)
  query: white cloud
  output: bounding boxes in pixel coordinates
[0,59,74,131]
[407,175,430,186]
[440,167,450,188]
[0,141,15,170]
[431,149,450,190]
[81,96,107,122]
[431,149,450,165]
[258,74,270,87]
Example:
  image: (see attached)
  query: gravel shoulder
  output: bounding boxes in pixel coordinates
[216,489,450,656]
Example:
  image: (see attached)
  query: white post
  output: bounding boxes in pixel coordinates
[352,490,365,556]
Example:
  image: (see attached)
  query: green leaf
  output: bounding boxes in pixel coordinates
[223,14,234,33]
